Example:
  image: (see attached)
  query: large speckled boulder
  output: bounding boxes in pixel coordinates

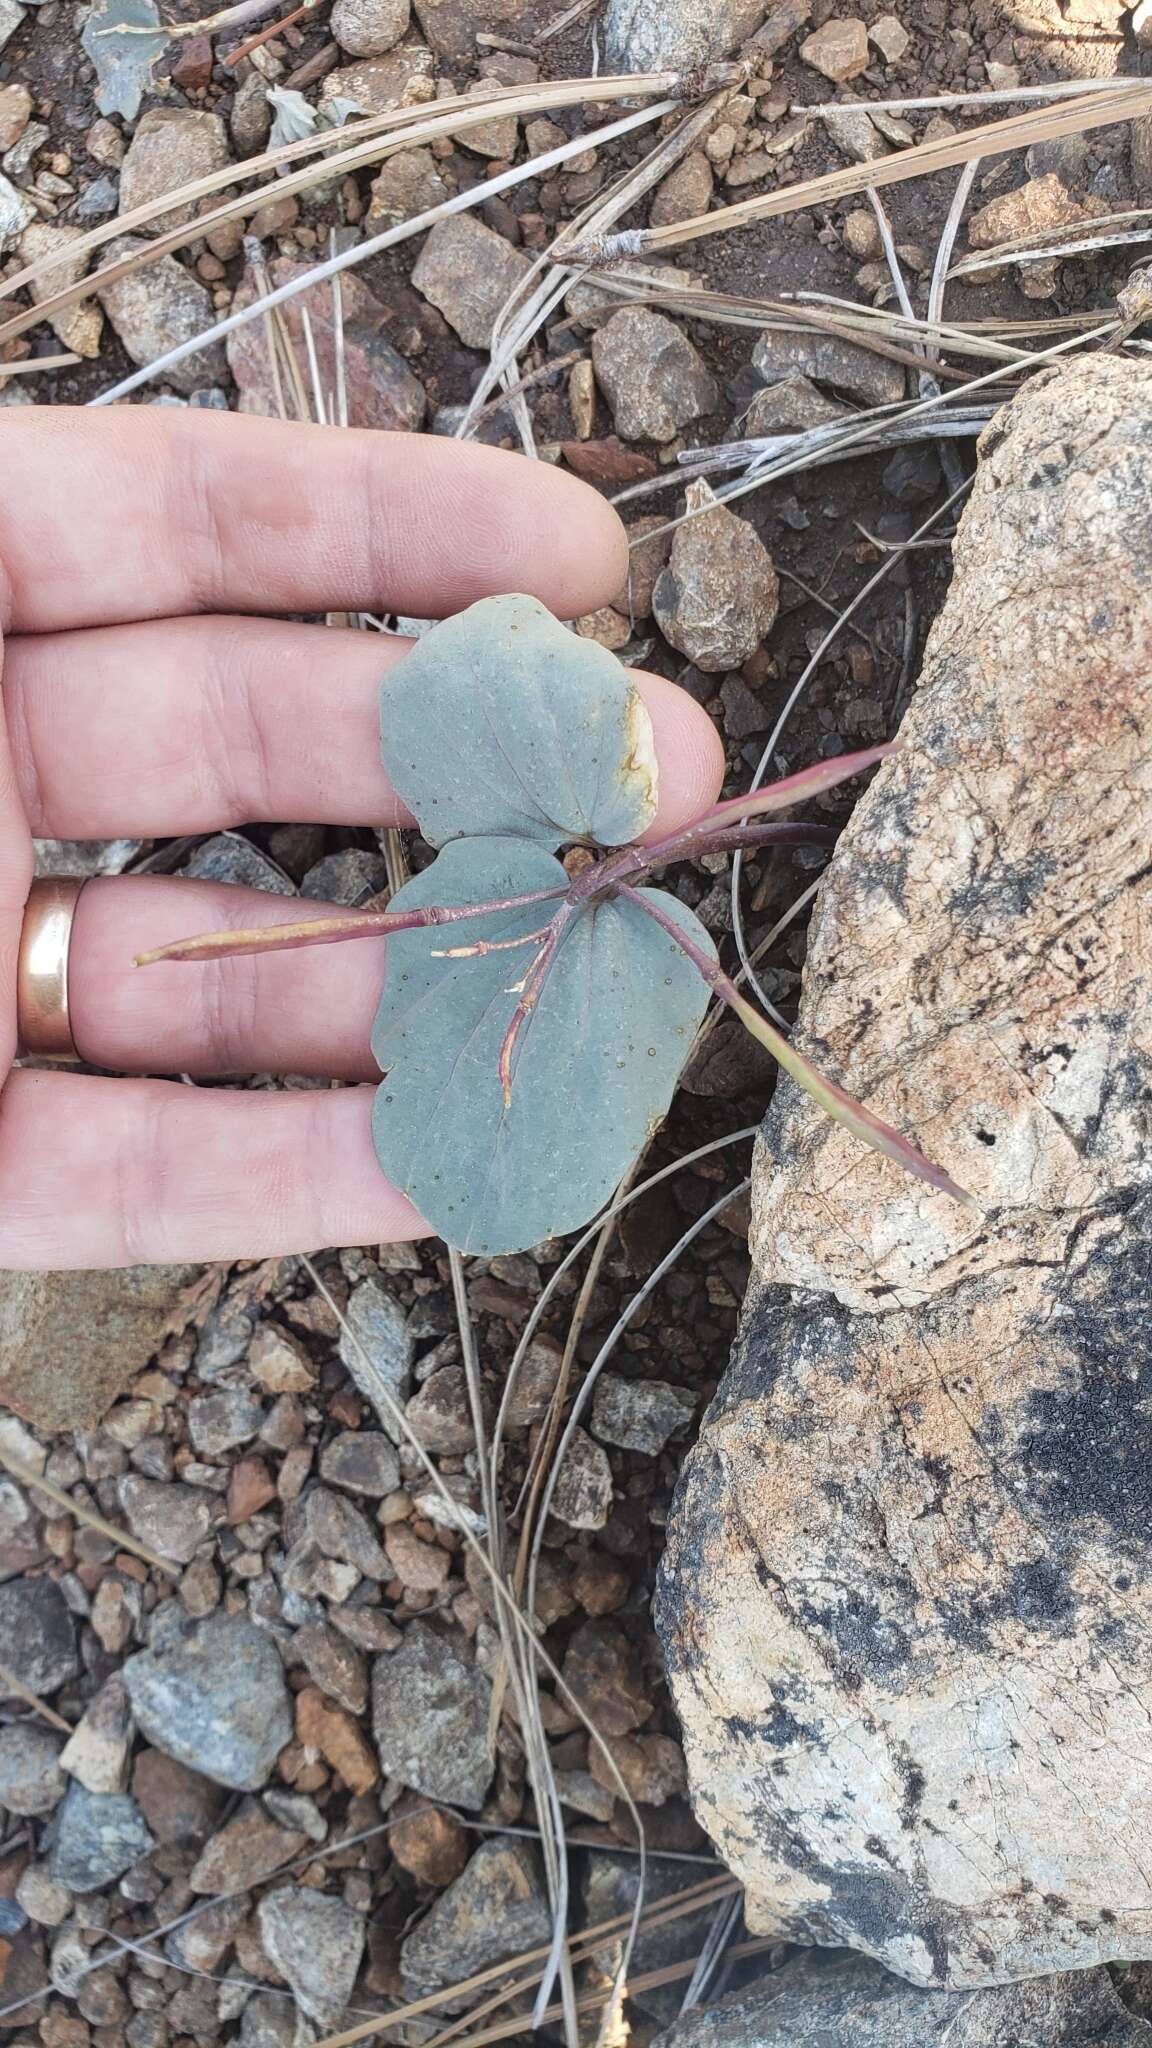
[657,359,1152,1987]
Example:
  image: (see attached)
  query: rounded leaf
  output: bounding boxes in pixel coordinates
[371,840,713,1254]
[379,594,659,850]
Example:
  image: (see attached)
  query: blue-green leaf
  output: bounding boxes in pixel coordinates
[81,0,166,120]
[380,594,659,852]
[371,839,713,1255]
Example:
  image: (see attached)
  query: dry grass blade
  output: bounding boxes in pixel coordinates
[0,69,724,353]
[0,1443,173,1574]
[795,77,1144,116]
[490,1127,758,1481]
[88,98,673,405]
[556,271,1037,375]
[0,352,81,377]
[728,478,972,1006]
[445,1252,581,2048]
[949,205,1152,276]
[0,1664,72,1734]
[463,83,738,443]
[560,82,1152,262]
[527,1179,751,1621]
[299,1256,653,1995]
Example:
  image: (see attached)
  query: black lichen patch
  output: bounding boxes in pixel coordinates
[1017,1190,1152,1557]
[799,1588,915,1685]
[1006,1557,1077,1633]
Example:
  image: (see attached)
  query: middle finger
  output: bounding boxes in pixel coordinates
[6,616,723,842]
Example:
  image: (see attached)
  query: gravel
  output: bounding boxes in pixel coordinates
[49,1781,155,1893]
[338,1277,415,1440]
[0,1577,79,1694]
[401,1838,552,1994]
[123,1612,294,1791]
[0,1724,66,1815]
[258,1886,367,2028]
[372,1620,493,1809]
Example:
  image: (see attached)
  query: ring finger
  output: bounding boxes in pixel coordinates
[71,875,385,1080]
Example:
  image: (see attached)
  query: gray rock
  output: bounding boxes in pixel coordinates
[372,1621,492,1809]
[34,836,142,878]
[185,834,295,893]
[16,1864,71,1928]
[118,1475,220,1564]
[338,1278,414,1442]
[752,327,906,408]
[0,171,33,252]
[0,1474,43,1575]
[50,1781,155,1893]
[239,1991,312,2047]
[592,308,718,443]
[0,0,25,56]
[591,1374,695,1455]
[737,372,852,438]
[405,1365,483,1454]
[503,1335,563,1430]
[74,173,119,220]
[119,109,232,232]
[550,1426,614,1530]
[292,1620,368,1715]
[124,1613,293,1791]
[98,237,228,395]
[822,103,889,164]
[658,359,1152,1987]
[298,1485,389,1578]
[257,1887,366,2029]
[649,1953,1152,2047]
[653,479,779,672]
[166,1891,249,1972]
[0,1265,200,1431]
[319,1431,401,1499]
[231,72,272,156]
[412,212,533,350]
[265,1787,327,1843]
[605,0,767,70]
[367,144,452,231]
[0,1725,66,1816]
[301,849,388,906]
[188,1389,264,1459]
[401,1838,551,1993]
[0,1578,79,1695]
[331,0,408,55]
[321,45,433,115]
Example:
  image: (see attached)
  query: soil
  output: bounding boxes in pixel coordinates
[1,0,1150,2037]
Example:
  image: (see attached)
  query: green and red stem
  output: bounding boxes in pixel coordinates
[616,884,976,1210]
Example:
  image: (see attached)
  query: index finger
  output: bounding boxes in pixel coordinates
[0,409,628,635]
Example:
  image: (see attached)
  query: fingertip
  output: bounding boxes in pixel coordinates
[499,454,628,619]
[633,670,725,840]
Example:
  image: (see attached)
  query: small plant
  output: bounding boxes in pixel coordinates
[140,594,974,1253]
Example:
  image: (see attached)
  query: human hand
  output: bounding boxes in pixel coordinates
[0,409,723,1269]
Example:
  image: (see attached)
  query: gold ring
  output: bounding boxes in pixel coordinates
[15,878,87,1062]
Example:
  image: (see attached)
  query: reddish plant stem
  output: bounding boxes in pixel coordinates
[617,884,976,1210]
[496,903,580,1107]
[135,885,569,966]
